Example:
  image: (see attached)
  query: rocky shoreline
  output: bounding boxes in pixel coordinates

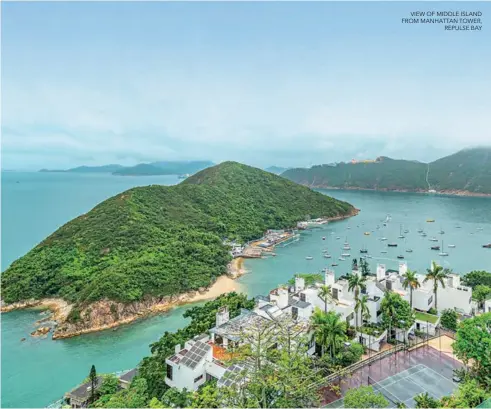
[0,262,248,340]
[308,185,491,198]
[1,208,355,340]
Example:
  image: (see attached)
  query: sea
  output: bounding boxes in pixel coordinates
[1,171,490,408]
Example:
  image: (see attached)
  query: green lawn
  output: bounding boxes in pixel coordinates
[415,311,439,324]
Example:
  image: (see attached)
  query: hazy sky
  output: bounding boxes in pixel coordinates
[2,1,490,170]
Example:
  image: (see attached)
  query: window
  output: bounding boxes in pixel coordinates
[166,364,173,381]
[332,288,339,300]
[300,293,306,302]
[292,307,298,320]
[194,374,203,383]
[428,296,433,305]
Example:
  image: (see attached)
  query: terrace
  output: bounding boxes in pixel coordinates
[415,311,439,324]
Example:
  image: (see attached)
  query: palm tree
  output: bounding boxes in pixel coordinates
[424,262,449,311]
[402,269,420,309]
[318,285,333,313]
[380,291,399,341]
[324,310,347,358]
[348,273,367,329]
[311,308,330,357]
[310,309,346,358]
[357,295,371,325]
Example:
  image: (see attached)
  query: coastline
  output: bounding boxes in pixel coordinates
[1,208,354,340]
[0,259,248,340]
[309,185,491,198]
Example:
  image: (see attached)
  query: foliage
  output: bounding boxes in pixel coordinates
[139,292,254,398]
[148,397,165,408]
[424,262,449,311]
[219,328,323,408]
[189,382,220,408]
[2,162,354,306]
[96,378,149,408]
[318,285,333,313]
[360,258,371,276]
[343,386,389,408]
[311,309,347,358]
[402,269,421,309]
[439,378,489,408]
[286,273,323,287]
[453,313,491,385]
[414,392,441,408]
[462,271,491,289]
[89,365,97,404]
[473,285,491,308]
[380,292,415,339]
[97,374,119,397]
[428,307,437,315]
[319,342,365,372]
[282,148,491,193]
[161,387,193,408]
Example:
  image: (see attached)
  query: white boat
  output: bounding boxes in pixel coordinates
[429,237,438,242]
[477,227,484,231]
[341,253,351,257]
[380,237,388,241]
[336,237,341,240]
[406,249,413,253]
[381,250,388,254]
[324,254,332,259]
[343,245,351,250]
[306,256,313,260]
[338,257,346,261]
[322,236,326,240]
[421,232,427,237]
[448,244,456,248]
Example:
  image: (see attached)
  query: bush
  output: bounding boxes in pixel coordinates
[344,386,388,408]
[428,307,437,315]
[441,309,458,331]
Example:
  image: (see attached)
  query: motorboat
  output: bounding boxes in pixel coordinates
[421,233,427,237]
[338,257,346,261]
[406,249,413,253]
[388,243,398,247]
[429,237,438,242]
[341,253,351,257]
[322,237,326,240]
[360,249,368,254]
[324,254,332,259]
[482,244,491,248]
[364,232,371,236]
[431,246,440,251]
[427,219,435,223]
[380,237,388,241]
[397,255,405,259]
[448,244,456,248]
[331,263,339,266]
[381,250,388,254]
[439,251,449,257]
[306,256,313,260]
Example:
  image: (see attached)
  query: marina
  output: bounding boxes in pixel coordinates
[3,177,491,408]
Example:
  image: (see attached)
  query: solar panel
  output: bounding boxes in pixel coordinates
[180,341,211,369]
[218,364,246,388]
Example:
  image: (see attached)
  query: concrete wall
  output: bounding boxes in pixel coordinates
[437,286,472,314]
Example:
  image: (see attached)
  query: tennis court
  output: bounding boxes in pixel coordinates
[326,364,458,408]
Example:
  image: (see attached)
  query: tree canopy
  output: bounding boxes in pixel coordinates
[2,162,354,306]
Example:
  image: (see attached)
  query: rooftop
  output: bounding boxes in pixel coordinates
[179,341,211,369]
[66,376,103,399]
[210,310,270,342]
[119,368,138,383]
[415,311,439,324]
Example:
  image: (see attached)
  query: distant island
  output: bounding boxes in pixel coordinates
[39,164,125,173]
[39,160,215,177]
[265,166,290,175]
[282,147,491,196]
[1,162,356,339]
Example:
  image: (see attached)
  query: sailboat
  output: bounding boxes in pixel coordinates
[439,240,449,256]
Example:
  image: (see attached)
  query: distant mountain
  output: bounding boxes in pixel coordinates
[113,160,215,176]
[282,147,491,195]
[39,165,124,173]
[265,166,289,175]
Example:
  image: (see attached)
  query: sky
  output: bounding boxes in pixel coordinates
[2,1,491,170]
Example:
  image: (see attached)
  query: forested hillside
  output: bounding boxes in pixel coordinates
[282,148,491,194]
[2,162,354,307]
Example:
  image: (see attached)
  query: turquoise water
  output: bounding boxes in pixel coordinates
[2,173,491,408]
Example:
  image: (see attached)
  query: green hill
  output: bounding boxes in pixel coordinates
[428,148,491,193]
[282,148,491,194]
[1,162,354,307]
